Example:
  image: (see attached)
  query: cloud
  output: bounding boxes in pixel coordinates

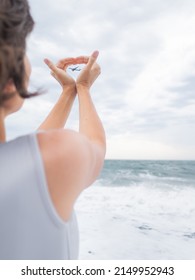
[106,133,194,160]
[6,0,195,159]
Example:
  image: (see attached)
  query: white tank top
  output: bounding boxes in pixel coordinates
[0,133,79,260]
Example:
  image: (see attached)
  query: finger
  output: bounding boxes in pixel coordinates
[50,71,55,77]
[50,72,59,82]
[57,57,76,68]
[91,62,101,73]
[74,56,89,64]
[63,58,77,70]
[86,50,99,69]
[44,58,58,72]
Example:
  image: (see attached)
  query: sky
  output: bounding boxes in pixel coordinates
[5,0,195,159]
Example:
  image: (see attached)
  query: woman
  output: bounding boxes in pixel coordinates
[0,0,106,259]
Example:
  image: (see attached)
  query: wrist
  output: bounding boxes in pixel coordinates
[62,84,76,96]
[76,84,90,93]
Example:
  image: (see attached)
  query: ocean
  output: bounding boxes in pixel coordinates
[95,160,195,189]
[76,160,195,259]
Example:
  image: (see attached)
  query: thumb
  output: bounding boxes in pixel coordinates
[44,58,58,72]
[86,50,99,69]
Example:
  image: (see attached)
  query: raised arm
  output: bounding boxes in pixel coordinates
[37,51,106,220]
[76,51,106,179]
[38,58,77,130]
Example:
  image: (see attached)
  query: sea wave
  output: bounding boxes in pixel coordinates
[95,160,195,189]
[76,185,195,259]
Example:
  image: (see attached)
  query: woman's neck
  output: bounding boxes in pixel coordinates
[0,109,6,142]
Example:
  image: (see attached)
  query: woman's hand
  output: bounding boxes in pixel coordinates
[44,57,76,90]
[75,50,101,90]
[44,50,100,92]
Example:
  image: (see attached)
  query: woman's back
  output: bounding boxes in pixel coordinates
[0,133,79,260]
[0,0,105,260]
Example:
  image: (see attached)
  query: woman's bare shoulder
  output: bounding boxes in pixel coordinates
[37,129,79,148]
[35,129,96,221]
[36,129,93,165]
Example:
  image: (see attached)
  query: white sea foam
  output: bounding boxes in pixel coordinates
[75,185,195,259]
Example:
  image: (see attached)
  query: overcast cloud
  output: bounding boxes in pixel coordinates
[5,0,195,159]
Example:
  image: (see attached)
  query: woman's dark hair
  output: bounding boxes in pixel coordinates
[0,0,37,104]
